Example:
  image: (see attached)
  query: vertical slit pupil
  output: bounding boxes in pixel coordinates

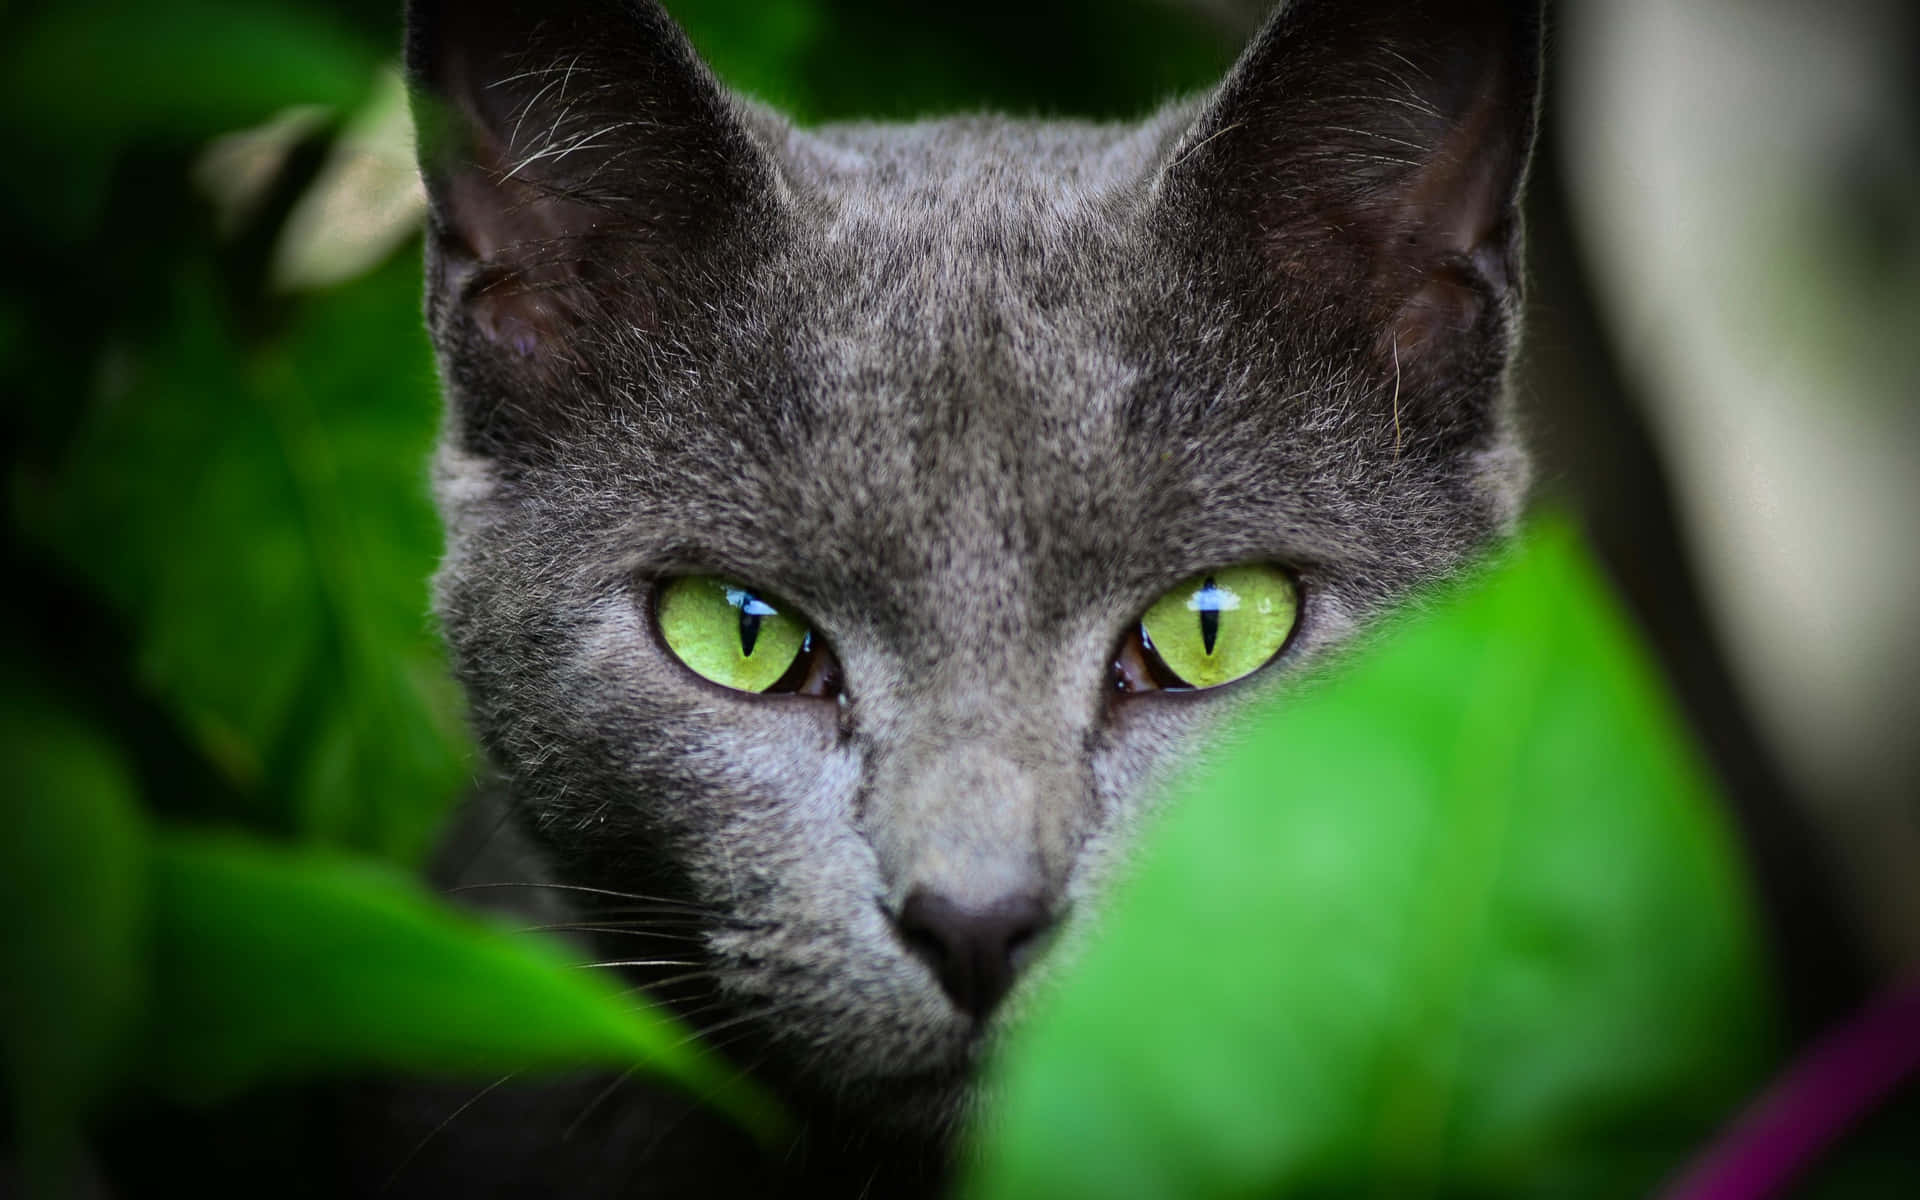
[726,587,775,658]
[1198,576,1221,655]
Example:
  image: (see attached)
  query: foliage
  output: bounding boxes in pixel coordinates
[0,683,148,1196]
[965,525,1779,1199]
[18,259,466,861]
[0,680,783,1193]
[141,835,772,1129]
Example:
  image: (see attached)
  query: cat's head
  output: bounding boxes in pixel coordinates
[407,0,1540,1136]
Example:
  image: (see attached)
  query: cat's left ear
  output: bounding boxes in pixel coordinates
[1154,0,1542,378]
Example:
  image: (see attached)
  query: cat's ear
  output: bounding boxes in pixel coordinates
[1156,0,1541,380]
[405,0,779,360]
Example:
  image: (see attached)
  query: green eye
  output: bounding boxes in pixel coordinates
[1135,564,1298,690]
[656,576,823,694]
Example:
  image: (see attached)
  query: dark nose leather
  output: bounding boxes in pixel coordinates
[897,888,1053,1020]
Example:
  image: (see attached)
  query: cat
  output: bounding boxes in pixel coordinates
[371,0,1543,1193]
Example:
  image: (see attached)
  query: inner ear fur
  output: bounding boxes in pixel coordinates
[405,0,780,364]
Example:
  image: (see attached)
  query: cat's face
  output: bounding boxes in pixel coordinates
[409,0,1538,1135]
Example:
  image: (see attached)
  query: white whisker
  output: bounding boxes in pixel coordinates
[382,1073,518,1191]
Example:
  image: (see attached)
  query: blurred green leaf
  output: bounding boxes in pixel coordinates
[0,670,149,1193]
[17,253,468,860]
[0,0,374,245]
[671,0,1234,124]
[669,0,822,118]
[0,0,374,146]
[967,523,1780,1199]
[140,833,785,1142]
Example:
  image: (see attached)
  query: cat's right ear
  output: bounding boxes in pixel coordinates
[405,0,779,366]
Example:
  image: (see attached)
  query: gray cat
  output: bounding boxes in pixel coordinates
[380,0,1541,1192]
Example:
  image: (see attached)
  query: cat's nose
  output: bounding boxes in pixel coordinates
[896,888,1054,1021]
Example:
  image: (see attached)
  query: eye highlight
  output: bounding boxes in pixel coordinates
[655,576,840,697]
[1116,564,1299,694]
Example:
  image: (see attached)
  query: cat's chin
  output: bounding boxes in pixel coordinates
[814,1061,983,1145]
[718,1003,991,1145]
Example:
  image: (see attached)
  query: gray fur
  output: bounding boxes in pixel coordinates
[399,0,1539,1189]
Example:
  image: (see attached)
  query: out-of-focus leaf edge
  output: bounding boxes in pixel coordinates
[138,833,789,1144]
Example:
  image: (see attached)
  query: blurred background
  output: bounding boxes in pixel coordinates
[1,0,1913,1114]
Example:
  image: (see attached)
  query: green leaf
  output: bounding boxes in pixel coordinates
[967,523,1780,1199]
[0,0,375,147]
[670,0,1234,124]
[18,254,469,860]
[0,670,149,1194]
[141,833,785,1143]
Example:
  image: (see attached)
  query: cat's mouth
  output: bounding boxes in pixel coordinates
[653,939,1013,1138]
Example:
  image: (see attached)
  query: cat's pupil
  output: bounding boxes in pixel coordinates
[1197,576,1222,656]
[726,588,779,657]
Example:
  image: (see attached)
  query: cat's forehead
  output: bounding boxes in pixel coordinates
[692,234,1154,627]
[628,217,1347,646]
[683,122,1167,520]
[781,113,1179,218]
[776,215,1140,434]
[775,119,1161,338]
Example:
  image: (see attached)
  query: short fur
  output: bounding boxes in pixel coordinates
[377,1,1542,1193]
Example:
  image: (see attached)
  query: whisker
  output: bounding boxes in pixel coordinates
[579,904,744,921]
[697,1022,780,1061]
[576,958,701,970]
[662,996,734,1026]
[548,916,719,933]
[629,1091,705,1164]
[681,999,806,1050]
[521,923,710,943]
[655,994,780,1041]
[729,1047,780,1087]
[564,901,724,921]
[547,903,713,919]
[619,969,724,996]
[443,807,517,888]
[382,1073,518,1192]
[584,913,770,932]
[447,881,718,910]
[563,1066,637,1141]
